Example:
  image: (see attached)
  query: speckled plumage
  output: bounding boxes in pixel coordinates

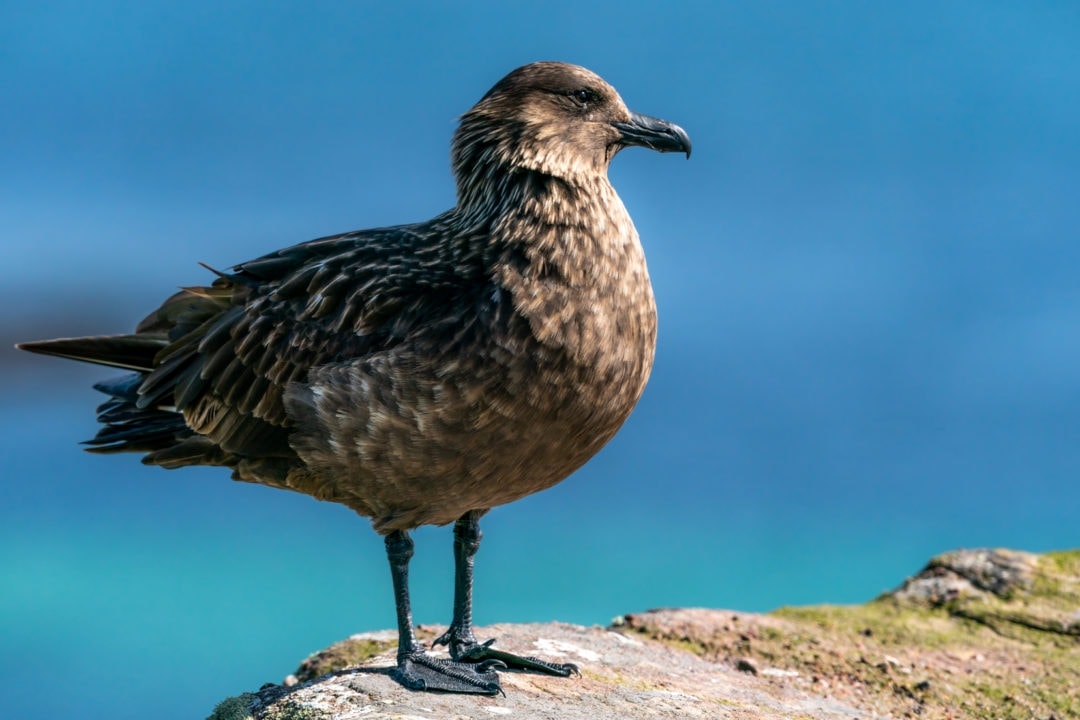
[20,62,690,693]
[22,62,687,534]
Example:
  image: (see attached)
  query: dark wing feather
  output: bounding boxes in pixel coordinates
[137,219,478,463]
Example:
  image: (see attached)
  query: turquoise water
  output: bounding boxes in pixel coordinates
[3,365,1076,720]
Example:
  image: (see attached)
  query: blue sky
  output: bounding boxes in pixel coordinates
[2,3,1079,719]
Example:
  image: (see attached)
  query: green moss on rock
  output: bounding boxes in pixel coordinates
[206,693,255,720]
[293,636,395,683]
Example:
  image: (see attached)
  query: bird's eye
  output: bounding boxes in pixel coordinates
[571,89,592,105]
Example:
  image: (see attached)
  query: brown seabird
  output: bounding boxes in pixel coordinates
[18,61,691,694]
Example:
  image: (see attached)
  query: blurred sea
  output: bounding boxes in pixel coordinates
[2,2,1079,719]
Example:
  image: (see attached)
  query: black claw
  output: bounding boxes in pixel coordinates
[394,668,428,692]
[476,658,508,673]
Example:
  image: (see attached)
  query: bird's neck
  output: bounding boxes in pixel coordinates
[476,165,658,386]
[452,122,605,223]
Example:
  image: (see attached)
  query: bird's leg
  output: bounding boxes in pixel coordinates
[433,511,580,678]
[385,529,502,695]
[432,511,483,656]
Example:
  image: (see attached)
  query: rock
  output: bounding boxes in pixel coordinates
[220,622,866,719]
[888,548,1080,638]
[293,632,397,684]
[890,548,1037,605]
[211,549,1080,720]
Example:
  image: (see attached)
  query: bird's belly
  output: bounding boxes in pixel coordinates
[285,320,654,533]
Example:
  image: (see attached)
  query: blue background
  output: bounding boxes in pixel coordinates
[2,2,1078,719]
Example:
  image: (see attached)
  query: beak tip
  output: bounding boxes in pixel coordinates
[676,128,692,159]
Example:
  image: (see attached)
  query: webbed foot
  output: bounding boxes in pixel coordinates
[392,648,505,695]
[434,629,580,678]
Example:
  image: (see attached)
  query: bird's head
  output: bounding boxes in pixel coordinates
[452,62,691,205]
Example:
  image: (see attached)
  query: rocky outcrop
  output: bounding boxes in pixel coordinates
[209,549,1079,720]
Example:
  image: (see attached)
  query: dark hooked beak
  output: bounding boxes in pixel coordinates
[612,111,692,158]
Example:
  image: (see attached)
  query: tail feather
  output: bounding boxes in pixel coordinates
[83,414,189,453]
[16,281,287,475]
[92,373,144,400]
[82,371,192,454]
[17,334,168,372]
[16,333,189,454]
